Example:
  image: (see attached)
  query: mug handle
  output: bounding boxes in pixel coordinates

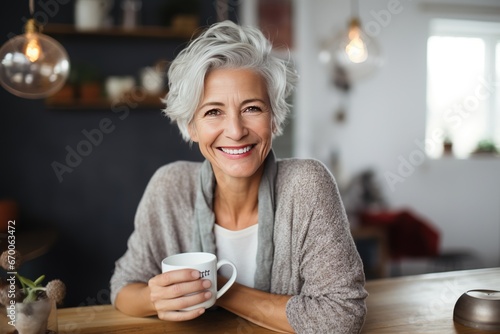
[216,260,238,299]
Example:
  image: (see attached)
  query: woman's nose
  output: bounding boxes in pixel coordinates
[224,114,248,140]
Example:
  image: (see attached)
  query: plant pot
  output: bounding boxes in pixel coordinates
[172,15,199,34]
[79,82,102,102]
[443,142,453,155]
[46,84,75,104]
[8,299,58,334]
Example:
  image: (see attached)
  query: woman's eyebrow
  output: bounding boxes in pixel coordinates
[198,101,225,109]
[198,98,267,110]
[241,98,267,105]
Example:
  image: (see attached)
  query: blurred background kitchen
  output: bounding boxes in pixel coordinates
[0,0,499,308]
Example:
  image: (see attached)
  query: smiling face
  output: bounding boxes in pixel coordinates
[188,68,273,181]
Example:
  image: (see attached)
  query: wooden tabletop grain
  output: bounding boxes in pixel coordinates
[57,305,275,334]
[362,267,500,333]
[3,267,498,333]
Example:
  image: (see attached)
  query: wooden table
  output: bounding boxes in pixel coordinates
[56,267,499,333]
[57,306,275,334]
[362,267,500,333]
[2,268,498,333]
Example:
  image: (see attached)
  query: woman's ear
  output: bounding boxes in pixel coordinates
[187,122,199,142]
[271,118,278,135]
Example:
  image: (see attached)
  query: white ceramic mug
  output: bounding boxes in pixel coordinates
[75,0,113,31]
[161,252,237,311]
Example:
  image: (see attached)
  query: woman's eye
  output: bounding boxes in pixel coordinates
[204,109,221,116]
[245,106,262,113]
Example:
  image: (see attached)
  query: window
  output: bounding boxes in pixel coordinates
[426,19,500,158]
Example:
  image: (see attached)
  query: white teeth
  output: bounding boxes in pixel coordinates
[221,146,252,155]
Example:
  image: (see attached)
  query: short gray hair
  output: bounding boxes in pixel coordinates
[163,20,298,142]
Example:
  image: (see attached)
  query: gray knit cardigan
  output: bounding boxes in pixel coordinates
[110,157,367,333]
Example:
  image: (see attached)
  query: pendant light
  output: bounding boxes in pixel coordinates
[0,0,70,99]
[320,0,382,83]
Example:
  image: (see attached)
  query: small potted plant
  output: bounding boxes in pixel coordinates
[72,63,103,103]
[0,250,66,334]
[443,137,453,155]
[472,139,499,155]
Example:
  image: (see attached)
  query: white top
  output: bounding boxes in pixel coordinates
[214,223,259,288]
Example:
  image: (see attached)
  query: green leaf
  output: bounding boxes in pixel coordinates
[33,275,46,286]
[14,274,47,303]
[17,275,36,288]
[16,274,45,288]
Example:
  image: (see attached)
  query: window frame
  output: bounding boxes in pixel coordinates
[426,18,500,158]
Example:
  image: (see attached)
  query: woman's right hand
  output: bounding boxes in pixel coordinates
[148,269,213,321]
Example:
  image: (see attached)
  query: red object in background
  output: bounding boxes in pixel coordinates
[360,210,440,260]
[0,199,18,233]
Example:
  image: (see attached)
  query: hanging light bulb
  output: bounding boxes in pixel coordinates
[24,26,43,63]
[320,3,382,83]
[345,18,368,64]
[332,18,382,82]
[0,3,70,99]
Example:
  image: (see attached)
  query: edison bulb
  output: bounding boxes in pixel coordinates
[321,18,382,82]
[0,19,70,99]
[345,24,368,63]
[24,34,43,62]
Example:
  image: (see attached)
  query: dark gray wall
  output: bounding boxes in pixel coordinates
[0,0,232,307]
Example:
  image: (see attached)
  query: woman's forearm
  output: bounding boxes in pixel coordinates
[216,282,295,333]
[115,280,295,332]
[114,282,157,317]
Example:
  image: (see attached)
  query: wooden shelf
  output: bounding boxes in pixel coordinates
[43,23,198,39]
[45,91,166,110]
[41,23,187,110]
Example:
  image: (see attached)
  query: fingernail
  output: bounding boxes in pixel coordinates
[191,270,200,279]
[204,291,212,299]
[202,280,212,288]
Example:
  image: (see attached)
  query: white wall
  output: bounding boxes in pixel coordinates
[293,0,500,269]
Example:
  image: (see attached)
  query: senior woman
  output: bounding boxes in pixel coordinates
[110,20,367,333]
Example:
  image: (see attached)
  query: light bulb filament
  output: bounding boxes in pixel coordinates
[24,34,42,63]
[345,26,368,64]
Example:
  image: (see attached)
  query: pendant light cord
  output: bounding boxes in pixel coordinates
[29,0,34,16]
[351,0,359,19]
